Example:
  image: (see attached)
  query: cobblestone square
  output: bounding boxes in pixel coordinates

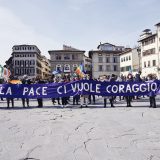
[0,97,160,160]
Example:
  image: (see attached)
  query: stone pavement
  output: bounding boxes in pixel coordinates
[0,97,160,160]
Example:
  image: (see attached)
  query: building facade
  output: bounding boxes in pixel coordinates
[12,45,42,79]
[49,45,85,76]
[41,56,51,80]
[138,23,160,78]
[83,55,92,75]
[89,43,125,78]
[120,48,140,76]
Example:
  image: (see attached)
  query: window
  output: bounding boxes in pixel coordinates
[98,53,102,56]
[73,64,78,71]
[113,57,117,63]
[20,60,24,67]
[56,64,62,71]
[25,60,29,67]
[64,54,70,60]
[15,69,18,75]
[126,56,128,61]
[113,65,117,71]
[106,57,110,63]
[98,57,103,63]
[124,57,125,62]
[106,65,110,71]
[56,54,61,60]
[126,66,131,71]
[148,61,150,67]
[121,58,123,62]
[98,65,103,71]
[129,56,131,60]
[64,64,70,72]
[121,67,125,72]
[30,60,35,65]
[15,60,19,66]
[144,62,146,68]
[153,60,156,66]
[143,48,155,56]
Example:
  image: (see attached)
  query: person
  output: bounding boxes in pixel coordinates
[88,77,95,104]
[126,73,133,107]
[0,79,4,101]
[80,75,89,108]
[116,76,122,101]
[73,79,80,105]
[147,74,156,108]
[52,78,61,105]
[36,78,45,108]
[61,78,68,107]
[134,71,142,99]
[102,76,110,108]
[109,74,116,107]
[21,75,31,107]
[6,79,14,108]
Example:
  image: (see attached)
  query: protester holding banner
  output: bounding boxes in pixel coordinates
[89,77,96,104]
[126,73,134,107]
[6,79,14,108]
[37,78,45,108]
[21,75,30,108]
[102,76,110,108]
[147,74,157,108]
[0,79,4,101]
[80,76,89,108]
[73,78,80,105]
[134,71,143,100]
[52,77,61,105]
[109,74,116,107]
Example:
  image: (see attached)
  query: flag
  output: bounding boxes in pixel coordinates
[0,65,3,79]
[52,68,61,75]
[52,70,59,75]
[75,63,85,78]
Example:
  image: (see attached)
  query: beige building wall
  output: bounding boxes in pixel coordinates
[41,56,51,80]
[139,23,160,78]
[49,49,85,76]
[92,52,120,79]
[120,48,139,76]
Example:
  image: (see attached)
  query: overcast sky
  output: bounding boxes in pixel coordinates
[0,0,160,65]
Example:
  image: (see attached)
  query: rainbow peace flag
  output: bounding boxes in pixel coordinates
[75,63,84,77]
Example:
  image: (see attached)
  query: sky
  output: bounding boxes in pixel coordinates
[0,0,160,65]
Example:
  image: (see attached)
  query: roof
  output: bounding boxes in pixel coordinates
[155,22,160,26]
[138,33,157,42]
[120,49,132,55]
[48,50,85,54]
[97,42,115,49]
[12,44,41,54]
[89,50,122,57]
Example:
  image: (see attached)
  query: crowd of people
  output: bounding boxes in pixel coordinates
[0,72,158,108]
